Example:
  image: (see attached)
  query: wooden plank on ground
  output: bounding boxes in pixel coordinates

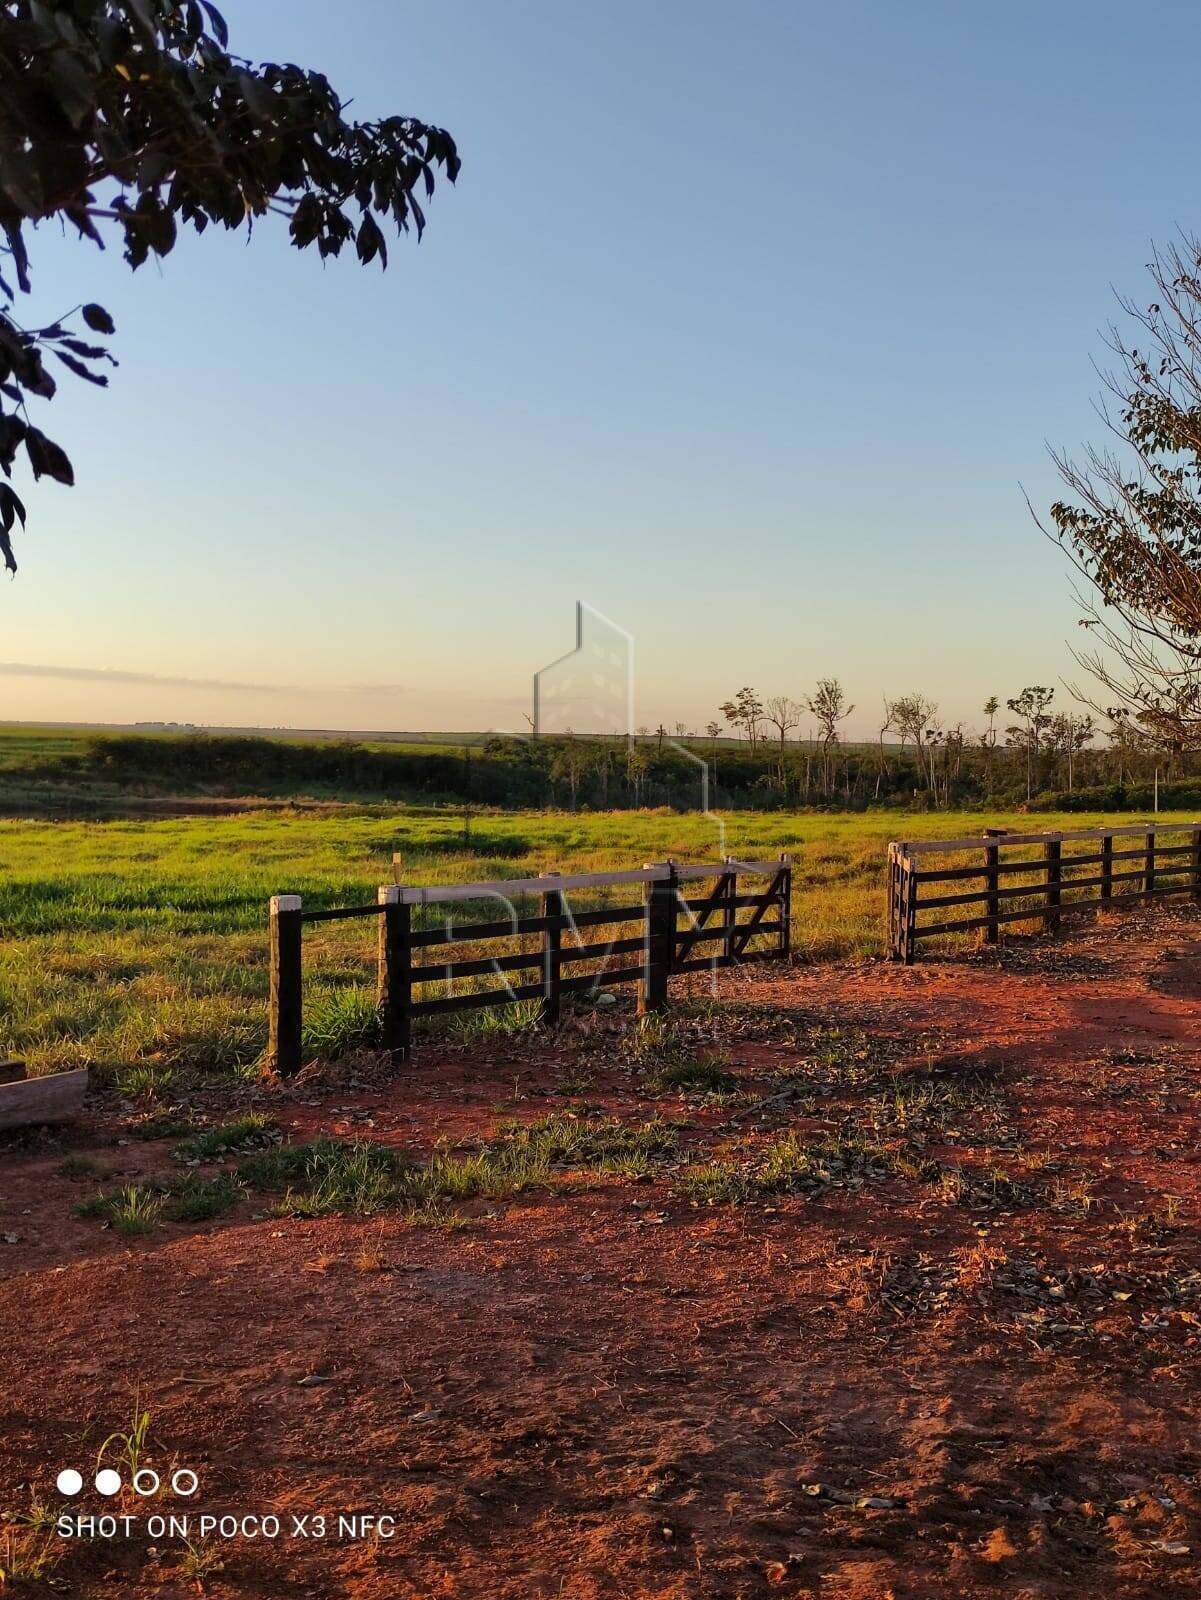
[0,1068,88,1131]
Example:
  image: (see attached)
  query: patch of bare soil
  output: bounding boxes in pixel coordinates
[3,905,1201,1598]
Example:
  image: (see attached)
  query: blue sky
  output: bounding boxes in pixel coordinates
[2,0,1196,736]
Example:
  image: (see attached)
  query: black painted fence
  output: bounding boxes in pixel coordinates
[888,822,1201,964]
[268,857,791,1074]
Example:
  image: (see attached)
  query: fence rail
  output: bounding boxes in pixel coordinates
[267,857,791,1074]
[888,822,1201,963]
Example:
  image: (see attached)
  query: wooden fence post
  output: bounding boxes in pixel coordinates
[895,845,917,965]
[1101,834,1113,903]
[1192,828,1201,903]
[639,862,675,1013]
[887,844,899,959]
[778,853,792,959]
[1144,828,1156,897]
[540,872,563,1025]
[1044,838,1062,932]
[376,885,411,1062]
[983,829,1003,945]
[722,856,737,966]
[268,893,303,1076]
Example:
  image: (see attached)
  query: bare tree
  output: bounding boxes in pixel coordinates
[763,695,802,752]
[550,736,591,810]
[1047,710,1096,792]
[625,744,650,805]
[1007,686,1054,801]
[875,698,897,798]
[1105,708,1142,785]
[806,678,854,791]
[919,724,943,800]
[891,693,939,790]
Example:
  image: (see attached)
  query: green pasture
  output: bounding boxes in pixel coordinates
[0,806,1189,1080]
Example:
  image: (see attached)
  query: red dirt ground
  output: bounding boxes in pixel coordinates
[3,905,1201,1598]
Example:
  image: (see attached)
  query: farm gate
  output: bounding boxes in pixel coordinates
[889,821,1201,963]
[267,857,791,1074]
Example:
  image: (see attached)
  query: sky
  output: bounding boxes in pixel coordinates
[2,0,1198,739]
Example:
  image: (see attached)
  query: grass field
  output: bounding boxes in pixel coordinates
[0,804,1191,1081]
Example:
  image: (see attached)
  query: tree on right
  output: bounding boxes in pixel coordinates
[1046,237,1201,759]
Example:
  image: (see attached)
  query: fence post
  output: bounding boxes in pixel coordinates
[892,845,917,965]
[1101,834,1113,903]
[639,862,675,1013]
[887,844,899,958]
[540,872,563,1025]
[1144,828,1155,897]
[983,829,1004,945]
[722,856,737,966]
[778,853,792,959]
[268,893,303,1076]
[1044,837,1062,932]
[377,885,411,1062]
[1192,828,1201,903]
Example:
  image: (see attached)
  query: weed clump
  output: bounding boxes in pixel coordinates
[621,1013,736,1096]
[164,1173,243,1222]
[677,1132,942,1206]
[301,985,383,1057]
[650,1056,736,1096]
[173,1114,276,1161]
[238,1116,679,1219]
[444,998,544,1044]
[75,1183,164,1236]
[248,1139,409,1218]
[75,1170,245,1232]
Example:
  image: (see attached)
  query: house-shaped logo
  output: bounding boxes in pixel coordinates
[532,602,633,739]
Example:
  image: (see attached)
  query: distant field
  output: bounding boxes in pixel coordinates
[0,720,880,770]
[0,805,1187,1081]
[0,725,103,766]
[0,721,487,767]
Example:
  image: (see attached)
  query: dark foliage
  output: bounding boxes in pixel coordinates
[1045,239,1201,748]
[12,728,1198,814]
[0,0,458,570]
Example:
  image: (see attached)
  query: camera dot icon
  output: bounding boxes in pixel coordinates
[56,1462,199,1498]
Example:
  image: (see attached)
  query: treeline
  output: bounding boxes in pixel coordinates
[13,724,1201,813]
[698,680,1201,809]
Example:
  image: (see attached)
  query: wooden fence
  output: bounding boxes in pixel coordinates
[888,822,1201,963]
[268,857,791,1074]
